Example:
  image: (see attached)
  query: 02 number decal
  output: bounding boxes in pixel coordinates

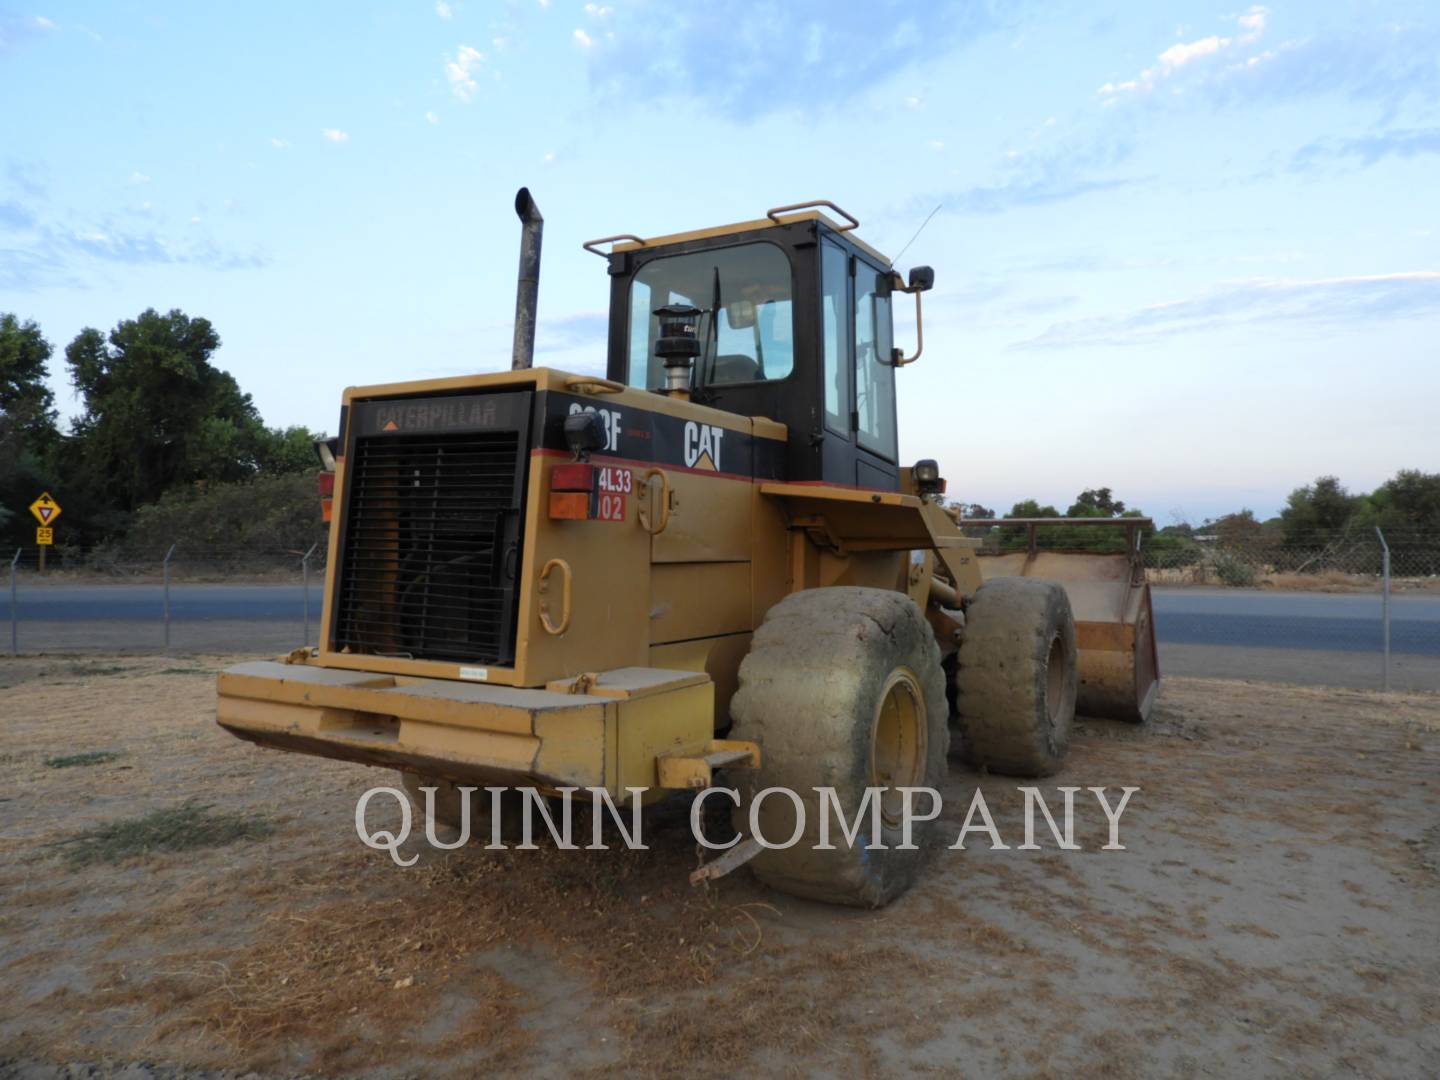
[597,492,627,522]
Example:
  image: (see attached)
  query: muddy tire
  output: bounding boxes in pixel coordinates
[953,578,1077,778]
[729,587,949,908]
[398,771,528,842]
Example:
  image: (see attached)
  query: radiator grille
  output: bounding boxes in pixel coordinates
[333,409,529,665]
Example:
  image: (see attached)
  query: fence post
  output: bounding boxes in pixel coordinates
[163,543,177,653]
[9,548,19,656]
[301,543,319,648]
[1376,527,1391,692]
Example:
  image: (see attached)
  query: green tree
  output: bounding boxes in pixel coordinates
[257,425,325,475]
[1207,509,1263,546]
[0,314,61,547]
[1067,487,1126,517]
[1369,470,1440,533]
[1280,475,1360,544]
[1009,498,1060,519]
[0,313,58,446]
[64,309,271,511]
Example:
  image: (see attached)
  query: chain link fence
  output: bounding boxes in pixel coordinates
[6,545,328,657]
[1140,528,1439,693]
[5,532,1439,694]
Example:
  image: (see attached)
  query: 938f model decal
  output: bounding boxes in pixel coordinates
[540,392,784,480]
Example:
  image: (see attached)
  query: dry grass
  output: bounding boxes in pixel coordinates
[1,657,1438,1077]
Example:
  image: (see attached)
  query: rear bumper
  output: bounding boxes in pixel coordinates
[216,660,742,796]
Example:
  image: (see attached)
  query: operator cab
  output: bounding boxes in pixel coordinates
[594,201,932,491]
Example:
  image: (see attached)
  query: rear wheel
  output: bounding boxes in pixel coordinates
[953,578,1077,777]
[729,587,949,908]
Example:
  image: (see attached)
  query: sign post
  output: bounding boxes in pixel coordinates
[28,492,62,574]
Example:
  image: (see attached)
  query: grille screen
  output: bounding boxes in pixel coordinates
[332,393,530,665]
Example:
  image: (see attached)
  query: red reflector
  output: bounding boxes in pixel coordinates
[551,463,595,492]
[549,491,592,520]
[318,472,335,496]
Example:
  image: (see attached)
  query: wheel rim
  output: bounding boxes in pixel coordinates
[872,667,927,827]
[1045,632,1066,727]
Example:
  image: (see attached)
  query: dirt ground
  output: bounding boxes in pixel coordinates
[1,656,1437,1078]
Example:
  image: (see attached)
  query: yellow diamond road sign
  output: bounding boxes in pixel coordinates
[29,492,62,526]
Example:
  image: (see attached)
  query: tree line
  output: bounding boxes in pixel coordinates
[0,309,322,553]
[953,473,1440,559]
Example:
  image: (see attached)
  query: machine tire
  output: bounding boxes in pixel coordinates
[398,771,529,843]
[729,587,949,908]
[953,578,1077,778]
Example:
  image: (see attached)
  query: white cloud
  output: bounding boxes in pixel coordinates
[583,3,612,16]
[573,28,594,49]
[322,128,349,143]
[904,95,925,110]
[425,110,439,125]
[32,15,55,29]
[537,0,550,8]
[1238,6,1268,41]
[129,170,149,184]
[269,137,289,149]
[542,151,555,164]
[1157,35,1229,71]
[1016,272,1440,350]
[929,140,945,151]
[435,1,452,18]
[1099,8,1269,99]
[445,44,484,102]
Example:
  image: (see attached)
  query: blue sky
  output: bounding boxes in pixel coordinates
[2,0,1436,523]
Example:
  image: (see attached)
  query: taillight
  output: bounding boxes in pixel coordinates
[318,471,335,522]
[549,463,595,521]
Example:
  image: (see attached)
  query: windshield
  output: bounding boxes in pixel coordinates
[626,243,795,390]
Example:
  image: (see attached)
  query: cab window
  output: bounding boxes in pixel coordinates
[855,265,897,460]
[627,243,795,390]
[820,241,851,436]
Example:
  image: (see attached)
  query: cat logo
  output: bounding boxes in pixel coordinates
[683,421,724,472]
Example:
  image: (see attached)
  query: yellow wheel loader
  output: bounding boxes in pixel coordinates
[217,190,1158,907]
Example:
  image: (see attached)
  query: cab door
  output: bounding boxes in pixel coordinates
[819,239,900,490]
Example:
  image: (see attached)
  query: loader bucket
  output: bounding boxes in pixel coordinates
[974,519,1159,723]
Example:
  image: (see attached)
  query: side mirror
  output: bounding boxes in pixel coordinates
[907,265,935,293]
[890,268,933,367]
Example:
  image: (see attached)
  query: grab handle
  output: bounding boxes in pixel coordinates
[538,558,572,635]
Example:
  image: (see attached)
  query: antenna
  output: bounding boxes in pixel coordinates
[891,202,941,265]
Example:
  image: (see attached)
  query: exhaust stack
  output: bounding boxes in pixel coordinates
[511,187,543,371]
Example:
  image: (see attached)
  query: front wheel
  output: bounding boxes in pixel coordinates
[952,578,1078,777]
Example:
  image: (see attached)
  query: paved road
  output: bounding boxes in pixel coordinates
[11,583,1437,652]
[11,583,312,621]
[5,582,1438,690]
[1152,588,1439,656]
